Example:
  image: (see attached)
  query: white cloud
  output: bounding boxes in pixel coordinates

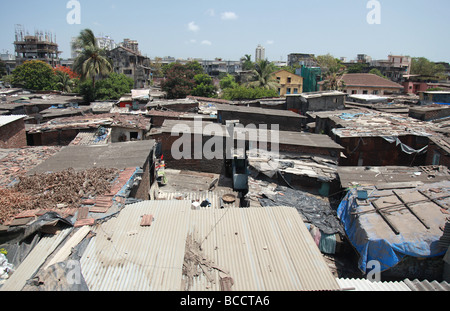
[201,40,212,46]
[221,12,238,20]
[266,40,275,45]
[188,21,200,32]
[190,39,197,44]
[206,8,215,17]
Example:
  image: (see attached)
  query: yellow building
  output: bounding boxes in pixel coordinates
[272,70,303,96]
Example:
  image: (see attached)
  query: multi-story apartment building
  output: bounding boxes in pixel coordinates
[108,46,151,88]
[14,26,60,67]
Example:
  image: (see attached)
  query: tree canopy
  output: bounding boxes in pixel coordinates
[191,74,217,98]
[161,63,196,99]
[72,28,113,88]
[11,60,56,90]
[411,57,446,79]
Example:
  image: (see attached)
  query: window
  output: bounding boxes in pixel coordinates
[287,88,291,95]
[293,88,298,94]
[373,90,379,95]
[287,77,292,83]
[352,90,357,94]
[363,90,368,94]
[124,69,133,75]
[278,88,281,95]
[277,77,281,81]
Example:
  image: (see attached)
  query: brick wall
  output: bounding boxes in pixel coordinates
[425,143,450,167]
[338,135,428,167]
[0,119,27,149]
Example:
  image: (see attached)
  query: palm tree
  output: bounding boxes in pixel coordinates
[241,54,254,71]
[72,29,112,89]
[322,66,346,91]
[55,71,75,93]
[246,59,279,90]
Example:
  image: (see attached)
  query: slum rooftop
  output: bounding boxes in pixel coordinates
[26,113,151,134]
[157,119,344,150]
[214,103,306,119]
[311,108,436,138]
[29,140,155,174]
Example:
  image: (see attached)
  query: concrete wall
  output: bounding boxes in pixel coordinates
[217,110,305,132]
[344,87,403,95]
[0,119,27,148]
[286,95,345,116]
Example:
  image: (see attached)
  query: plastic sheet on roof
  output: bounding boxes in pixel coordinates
[337,188,447,274]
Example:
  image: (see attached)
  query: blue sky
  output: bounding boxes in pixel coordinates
[1,0,449,62]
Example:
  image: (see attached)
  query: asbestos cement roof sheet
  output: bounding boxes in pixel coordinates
[29,140,155,174]
[337,278,412,291]
[79,200,340,291]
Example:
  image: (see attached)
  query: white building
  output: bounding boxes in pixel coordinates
[255,44,265,62]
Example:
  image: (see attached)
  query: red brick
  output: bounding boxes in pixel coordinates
[140,215,154,227]
[74,218,95,227]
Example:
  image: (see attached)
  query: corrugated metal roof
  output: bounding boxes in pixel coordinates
[0,228,72,291]
[337,278,450,291]
[80,200,340,291]
[403,279,450,291]
[337,278,411,291]
[155,190,240,209]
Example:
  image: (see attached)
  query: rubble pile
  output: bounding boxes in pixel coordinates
[0,146,62,188]
[0,167,119,225]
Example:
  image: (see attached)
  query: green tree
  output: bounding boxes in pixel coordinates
[247,60,279,90]
[191,74,217,98]
[54,71,76,93]
[241,54,254,71]
[220,74,238,90]
[315,54,342,76]
[347,63,369,73]
[369,68,386,78]
[150,57,163,78]
[322,67,346,91]
[221,85,279,100]
[411,57,446,79]
[161,63,196,99]
[0,60,6,77]
[95,73,134,100]
[72,29,113,89]
[185,61,204,75]
[11,60,56,90]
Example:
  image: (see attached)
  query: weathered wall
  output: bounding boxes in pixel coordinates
[0,119,27,149]
[286,95,345,116]
[217,110,305,132]
[337,135,428,167]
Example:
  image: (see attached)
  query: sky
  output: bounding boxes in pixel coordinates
[1,0,449,63]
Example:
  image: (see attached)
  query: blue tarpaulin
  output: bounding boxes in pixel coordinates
[337,187,448,273]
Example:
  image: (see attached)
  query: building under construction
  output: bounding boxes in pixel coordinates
[14,25,61,67]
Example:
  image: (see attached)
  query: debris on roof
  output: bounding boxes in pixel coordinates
[337,181,450,276]
[0,146,62,188]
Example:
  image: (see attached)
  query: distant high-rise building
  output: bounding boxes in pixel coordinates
[255,44,265,62]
